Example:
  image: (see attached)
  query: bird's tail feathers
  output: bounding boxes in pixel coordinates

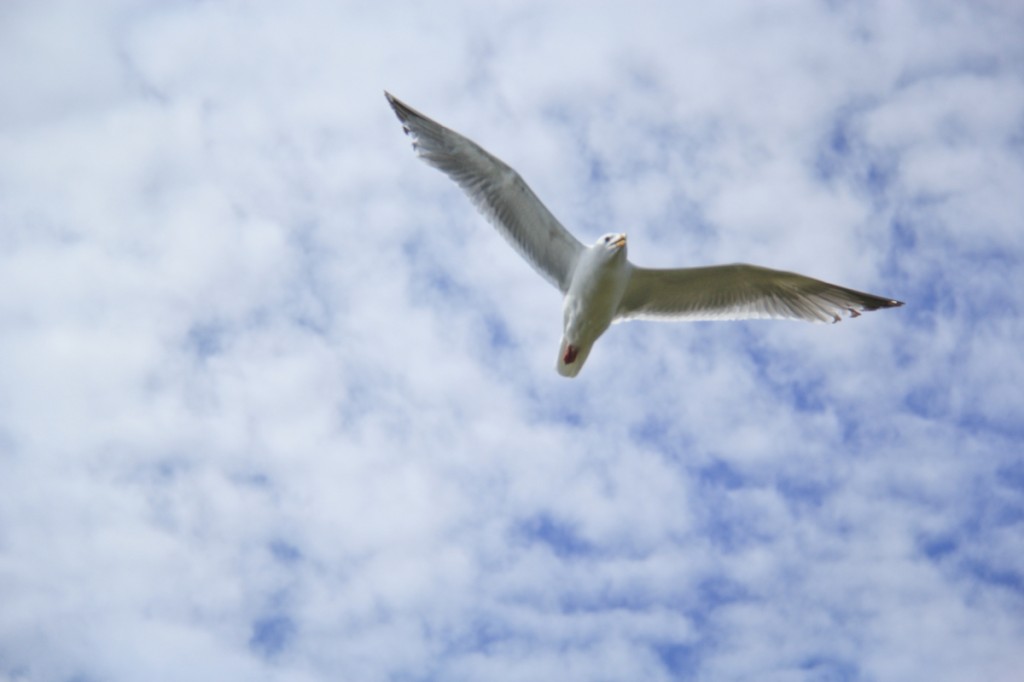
[556,338,591,378]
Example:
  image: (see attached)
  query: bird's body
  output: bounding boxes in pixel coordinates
[385,92,903,377]
[558,234,631,377]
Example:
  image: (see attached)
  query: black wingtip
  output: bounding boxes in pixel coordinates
[384,91,416,130]
[863,295,905,312]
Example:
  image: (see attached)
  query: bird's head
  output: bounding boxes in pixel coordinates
[598,233,627,256]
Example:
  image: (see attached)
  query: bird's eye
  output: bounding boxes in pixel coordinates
[604,236,610,243]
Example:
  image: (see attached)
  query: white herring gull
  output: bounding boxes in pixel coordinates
[385,92,904,378]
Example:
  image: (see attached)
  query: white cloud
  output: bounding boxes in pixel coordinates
[2,1,1023,680]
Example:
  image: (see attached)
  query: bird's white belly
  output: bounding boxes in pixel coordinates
[562,264,629,345]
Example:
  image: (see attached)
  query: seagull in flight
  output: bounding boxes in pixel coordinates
[385,92,903,377]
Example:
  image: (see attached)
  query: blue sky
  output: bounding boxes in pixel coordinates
[2,1,1023,680]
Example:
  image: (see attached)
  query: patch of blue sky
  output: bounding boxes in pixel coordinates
[798,654,860,682]
[653,641,700,679]
[231,470,272,489]
[688,576,753,629]
[973,473,1024,529]
[1010,120,1024,159]
[269,539,302,564]
[694,459,746,492]
[149,456,192,483]
[249,613,296,658]
[888,215,918,257]
[586,155,609,187]
[402,233,475,305]
[917,523,1024,608]
[524,386,587,427]
[441,612,520,657]
[893,52,1006,92]
[812,117,857,184]
[545,403,586,428]
[582,117,721,246]
[482,311,516,351]
[775,475,831,515]
[902,382,950,421]
[278,270,335,338]
[401,233,525,367]
[742,340,829,415]
[915,482,1020,559]
[813,112,899,208]
[997,460,1024,493]
[628,416,694,467]
[0,427,17,461]
[918,533,958,562]
[654,191,720,248]
[1,667,31,682]
[556,587,676,616]
[961,559,1024,598]
[284,219,337,326]
[186,320,226,360]
[512,512,596,559]
[954,411,1024,443]
[335,362,414,433]
[696,494,776,554]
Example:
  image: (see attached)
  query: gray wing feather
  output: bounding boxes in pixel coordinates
[386,92,583,293]
[617,263,903,323]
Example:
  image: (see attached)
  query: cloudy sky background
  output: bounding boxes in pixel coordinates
[2,1,1023,680]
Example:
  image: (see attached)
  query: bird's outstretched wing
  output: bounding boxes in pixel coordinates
[616,263,904,323]
[386,92,583,293]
